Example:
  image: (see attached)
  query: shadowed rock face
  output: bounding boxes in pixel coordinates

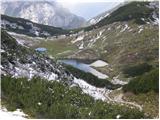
[1,1,86,29]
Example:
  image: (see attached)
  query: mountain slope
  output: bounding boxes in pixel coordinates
[97,2,158,26]
[1,31,147,119]
[1,30,73,84]
[24,1,158,78]
[1,14,70,37]
[1,1,159,118]
[87,2,125,25]
[1,75,146,119]
[84,1,159,31]
[1,0,86,29]
[1,30,121,99]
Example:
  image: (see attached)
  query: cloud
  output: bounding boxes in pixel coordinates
[55,0,124,14]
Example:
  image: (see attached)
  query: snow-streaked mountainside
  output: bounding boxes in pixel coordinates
[1,0,86,29]
[1,30,120,101]
[85,1,159,31]
[1,31,74,84]
[1,31,128,106]
[1,14,70,37]
[87,2,125,25]
[1,1,159,119]
[8,1,157,82]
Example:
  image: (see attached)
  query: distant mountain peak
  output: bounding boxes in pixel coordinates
[1,0,86,29]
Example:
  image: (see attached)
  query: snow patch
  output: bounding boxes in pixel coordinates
[152,11,159,25]
[138,26,143,33]
[90,19,96,24]
[7,31,26,37]
[11,63,58,81]
[111,76,128,85]
[90,60,109,67]
[141,18,145,21]
[116,25,121,29]
[87,31,102,47]
[88,111,91,116]
[138,28,143,33]
[116,114,121,119]
[15,39,29,48]
[79,41,84,49]
[0,49,5,53]
[107,27,111,31]
[0,107,27,120]
[99,29,105,36]
[120,24,129,32]
[37,102,42,106]
[73,78,110,101]
[48,73,58,81]
[71,35,84,43]
[89,13,110,25]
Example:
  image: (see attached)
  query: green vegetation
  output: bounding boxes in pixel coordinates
[98,22,158,76]
[122,66,159,118]
[34,39,77,58]
[124,91,159,118]
[64,65,121,90]
[1,30,31,56]
[1,1,159,118]
[123,68,159,94]
[82,2,155,31]
[97,2,154,27]
[1,76,146,119]
[122,63,152,77]
[51,22,158,77]
[1,30,35,65]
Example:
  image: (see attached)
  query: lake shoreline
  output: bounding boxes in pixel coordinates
[58,59,109,79]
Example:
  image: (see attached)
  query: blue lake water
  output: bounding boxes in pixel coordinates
[59,60,108,79]
[35,48,47,52]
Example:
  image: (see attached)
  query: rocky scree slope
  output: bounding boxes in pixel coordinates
[1,30,74,85]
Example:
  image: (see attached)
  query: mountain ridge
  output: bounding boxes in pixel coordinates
[82,1,159,31]
[1,14,70,37]
[1,0,86,29]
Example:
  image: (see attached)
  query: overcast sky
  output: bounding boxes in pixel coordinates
[2,0,124,20]
[59,2,121,20]
[56,0,123,20]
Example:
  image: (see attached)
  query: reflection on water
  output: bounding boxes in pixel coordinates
[59,60,108,79]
